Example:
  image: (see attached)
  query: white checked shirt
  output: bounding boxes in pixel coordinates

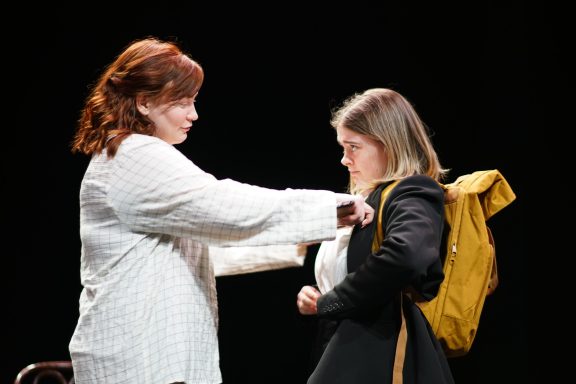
[69,134,337,384]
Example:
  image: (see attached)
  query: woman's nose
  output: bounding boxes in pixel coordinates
[341,154,351,166]
[187,106,198,121]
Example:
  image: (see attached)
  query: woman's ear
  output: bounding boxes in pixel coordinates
[136,96,150,116]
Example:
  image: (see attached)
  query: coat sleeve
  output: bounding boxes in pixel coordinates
[317,175,445,318]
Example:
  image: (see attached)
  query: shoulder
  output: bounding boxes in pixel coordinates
[368,175,442,208]
[386,175,444,210]
[395,175,443,196]
[368,175,444,222]
[116,134,187,162]
[120,134,171,151]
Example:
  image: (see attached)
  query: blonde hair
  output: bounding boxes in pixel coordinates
[331,88,448,194]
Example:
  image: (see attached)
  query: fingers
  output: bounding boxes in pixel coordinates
[336,195,375,228]
[361,202,374,228]
[336,193,356,206]
[297,285,321,315]
[336,199,357,219]
[302,285,321,298]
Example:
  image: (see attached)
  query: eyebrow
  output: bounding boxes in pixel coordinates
[338,139,362,146]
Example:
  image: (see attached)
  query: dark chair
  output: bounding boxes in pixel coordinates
[14,361,74,384]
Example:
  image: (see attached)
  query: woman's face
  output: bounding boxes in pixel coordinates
[336,125,387,192]
[138,97,198,145]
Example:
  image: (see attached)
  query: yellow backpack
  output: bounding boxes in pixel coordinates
[373,169,516,358]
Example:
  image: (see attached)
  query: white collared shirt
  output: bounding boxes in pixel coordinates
[314,225,354,294]
[69,134,337,384]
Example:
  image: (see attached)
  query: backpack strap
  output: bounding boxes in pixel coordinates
[372,180,400,251]
[393,296,407,384]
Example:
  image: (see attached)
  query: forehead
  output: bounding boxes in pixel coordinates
[336,125,368,144]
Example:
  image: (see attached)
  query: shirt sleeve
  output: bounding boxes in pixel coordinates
[108,136,337,247]
[210,244,306,276]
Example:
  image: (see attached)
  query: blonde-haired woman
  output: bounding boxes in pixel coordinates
[297,88,454,384]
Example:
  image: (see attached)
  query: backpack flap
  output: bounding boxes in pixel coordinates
[452,169,517,220]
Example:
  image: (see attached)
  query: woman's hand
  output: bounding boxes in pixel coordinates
[296,285,321,315]
[336,194,374,228]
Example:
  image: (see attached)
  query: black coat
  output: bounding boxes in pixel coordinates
[310,175,455,384]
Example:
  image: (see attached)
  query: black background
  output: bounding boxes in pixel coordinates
[3,3,535,383]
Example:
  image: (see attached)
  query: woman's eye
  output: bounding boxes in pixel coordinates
[175,99,195,108]
[350,145,358,152]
